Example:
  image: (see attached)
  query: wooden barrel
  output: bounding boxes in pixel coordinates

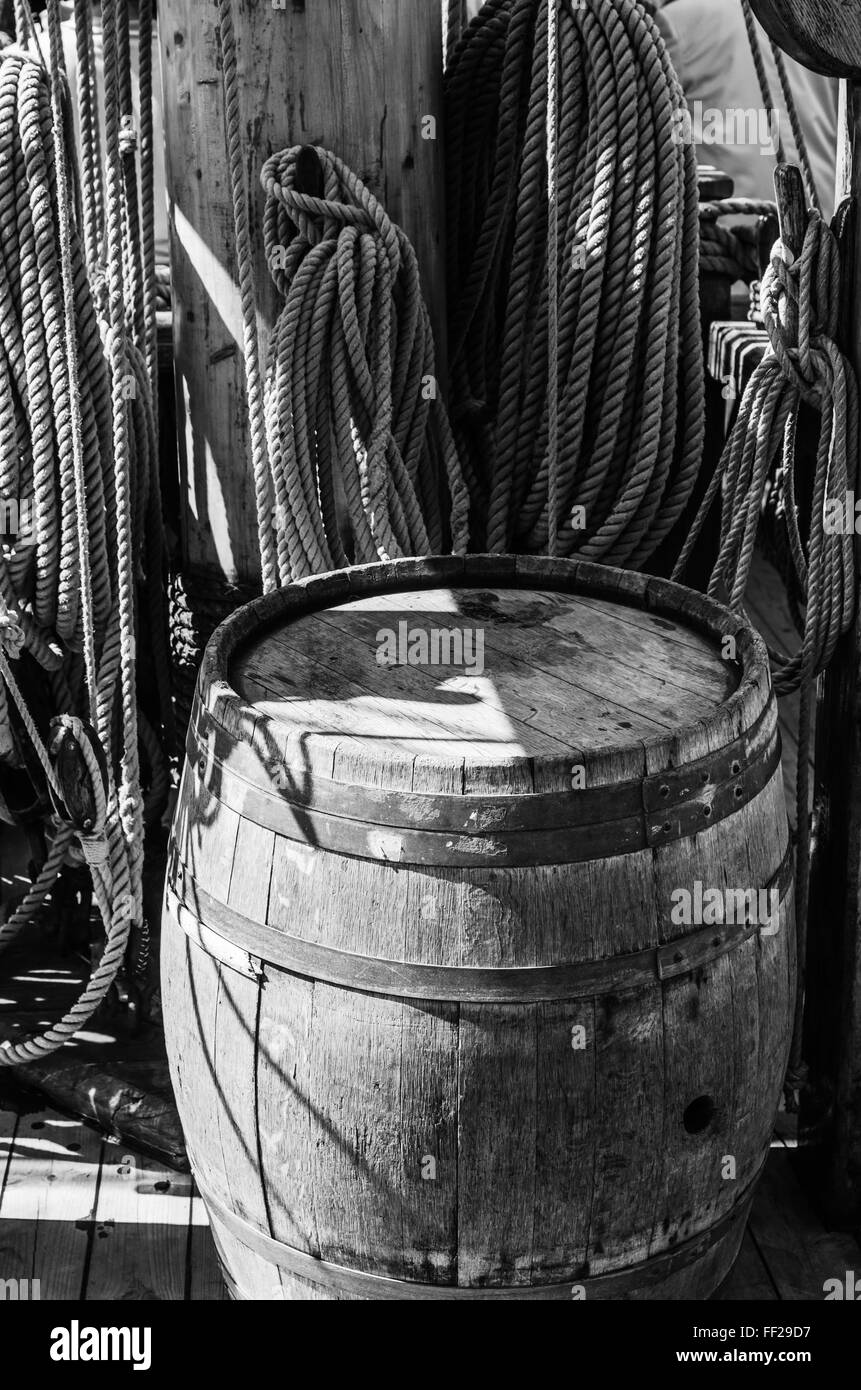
[162,555,795,1300]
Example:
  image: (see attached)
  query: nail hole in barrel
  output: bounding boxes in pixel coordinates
[683,1095,716,1135]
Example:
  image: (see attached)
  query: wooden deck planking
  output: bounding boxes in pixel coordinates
[82,1144,195,1301]
[715,1228,779,1301]
[188,1186,230,1301]
[0,1109,101,1298]
[2,1103,858,1301]
[745,1149,861,1301]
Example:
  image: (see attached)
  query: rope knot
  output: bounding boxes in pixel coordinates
[0,612,24,660]
[119,116,138,155]
[261,147,400,276]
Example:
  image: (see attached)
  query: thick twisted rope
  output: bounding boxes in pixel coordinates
[674,208,857,1103]
[259,146,470,575]
[101,0,143,927]
[0,8,166,1060]
[217,0,277,593]
[446,0,704,563]
[699,198,777,284]
[676,216,855,691]
[546,0,559,556]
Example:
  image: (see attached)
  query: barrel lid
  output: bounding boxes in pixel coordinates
[198,557,771,795]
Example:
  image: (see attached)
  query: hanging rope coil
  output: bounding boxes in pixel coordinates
[258,145,470,575]
[676,214,856,693]
[445,0,704,563]
[0,0,168,1062]
[674,205,858,1105]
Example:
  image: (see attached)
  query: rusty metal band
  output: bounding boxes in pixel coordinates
[198,1178,755,1301]
[167,842,794,1002]
[187,700,781,867]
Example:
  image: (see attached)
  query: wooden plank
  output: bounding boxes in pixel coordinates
[456,1004,537,1288]
[391,998,459,1284]
[306,984,409,1281]
[234,583,733,769]
[586,987,665,1275]
[83,1145,193,1300]
[0,1109,100,1299]
[713,1228,779,1301]
[239,622,583,759]
[531,1001,596,1280]
[159,0,446,583]
[187,1188,228,1301]
[747,1150,861,1299]
[803,75,861,1223]
[312,594,730,729]
[211,816,277,1297]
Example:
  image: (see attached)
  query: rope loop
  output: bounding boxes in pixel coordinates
[255,142,469,574]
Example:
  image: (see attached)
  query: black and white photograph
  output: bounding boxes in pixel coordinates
[0,0,859,1362]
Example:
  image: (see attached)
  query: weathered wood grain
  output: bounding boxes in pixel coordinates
[748,0,861,79]
[803,79,861,1224]
[0,1109,100,1299]
[163,560,795,1298]
[83,1149,192,1301]
[158,0,446,583]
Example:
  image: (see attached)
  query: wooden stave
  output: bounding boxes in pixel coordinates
[186,697,782,863]
[162,887,792,1296]
[196,555,773,796]
[163,558,794,1298]
[165,840,795,1002]
[169,729,793,972]
[163,782,794,1295]
[198,1175,758,1301]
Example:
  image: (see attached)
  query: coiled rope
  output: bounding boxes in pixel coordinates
[446,0,704,563]
[699,197,777,284]
[0,0,166,1062]
[259,146,470,574]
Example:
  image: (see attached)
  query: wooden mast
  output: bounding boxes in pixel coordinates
[157,0,447,586]
[749,0,861,1223]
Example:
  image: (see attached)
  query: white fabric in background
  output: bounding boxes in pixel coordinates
[653,0,839,219]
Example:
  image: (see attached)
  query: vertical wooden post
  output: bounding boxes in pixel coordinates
[749,0,861,1224]
[158,0,446,586]
[804,78,861,1224]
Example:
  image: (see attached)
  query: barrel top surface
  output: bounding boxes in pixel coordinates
[228,577,741,775]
